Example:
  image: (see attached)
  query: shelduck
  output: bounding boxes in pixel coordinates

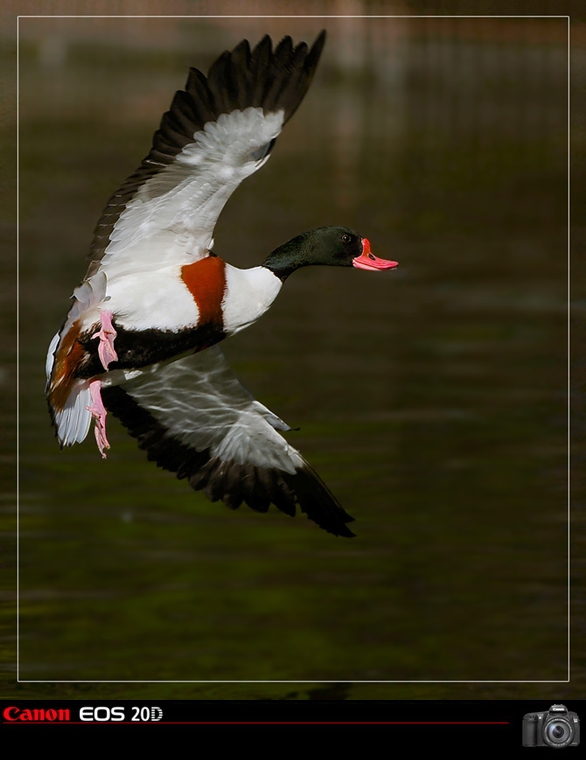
[45,32,398,538]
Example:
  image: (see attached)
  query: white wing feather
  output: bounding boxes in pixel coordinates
[120,345,302,473]
[97,108,284,278]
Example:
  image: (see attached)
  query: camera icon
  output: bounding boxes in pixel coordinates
[523,704,580,748]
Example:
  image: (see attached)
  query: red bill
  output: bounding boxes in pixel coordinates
[352,238,398,272]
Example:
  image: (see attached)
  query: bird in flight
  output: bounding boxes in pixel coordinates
[45,32,398,538]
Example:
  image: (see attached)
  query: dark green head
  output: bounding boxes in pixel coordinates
[261,226,398,281]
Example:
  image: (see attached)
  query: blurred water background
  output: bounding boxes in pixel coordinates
[2,1,583,699]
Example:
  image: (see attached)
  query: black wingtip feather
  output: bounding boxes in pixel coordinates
[282,463,356,538]
[308,29,327,66]
[274,35,294,67]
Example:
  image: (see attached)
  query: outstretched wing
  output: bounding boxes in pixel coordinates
[100,346,355,538]
[89,32,326,278]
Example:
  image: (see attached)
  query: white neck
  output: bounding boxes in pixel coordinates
[222,264,283,336]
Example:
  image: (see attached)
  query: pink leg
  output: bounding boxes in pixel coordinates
[92,310,118,371]
[86,379,110,459]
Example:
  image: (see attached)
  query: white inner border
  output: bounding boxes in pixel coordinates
[16,13,571,685]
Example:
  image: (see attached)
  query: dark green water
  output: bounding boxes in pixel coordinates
[7,17,576,699]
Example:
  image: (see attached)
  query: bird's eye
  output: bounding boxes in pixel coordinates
[341,234,351,243]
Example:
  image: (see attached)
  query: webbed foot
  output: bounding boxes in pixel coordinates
[86,379,110,458]
[92,310,118,371]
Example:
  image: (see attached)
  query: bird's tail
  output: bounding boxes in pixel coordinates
[45,331,93,447]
